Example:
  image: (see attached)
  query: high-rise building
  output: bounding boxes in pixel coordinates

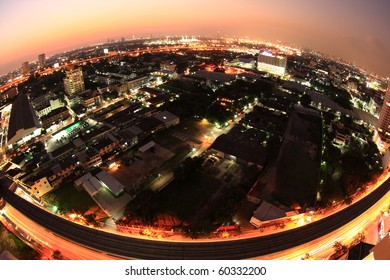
[63,68,85,95]
[257,52,287,76]
[376,86,390,143]
[38,53,46,68]
[20,61,30,76]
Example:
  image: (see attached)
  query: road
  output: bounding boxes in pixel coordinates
[260,186,390,259]
[0,204,119,260]
[0,44,222,94]
[0,174,389,259]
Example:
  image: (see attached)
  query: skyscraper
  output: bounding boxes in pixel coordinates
[377,86,390,143]
[257,52,287,76]
[63,68,85,95]
[20,61,30,76]
[38,53,46,68]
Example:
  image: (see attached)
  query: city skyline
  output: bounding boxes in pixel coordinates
[0,35,389,260]
[1,0,390,77]
[0,1,389,262]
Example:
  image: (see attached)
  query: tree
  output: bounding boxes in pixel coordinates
[301,253,313,260]
[213,67,225,73]
[104,90,119,101]
[332,241,347,256]
[300,94,311,107]
[52,250,63,260]
[84,214,99,227]
[175,157,203,182]
[175,62,188,74]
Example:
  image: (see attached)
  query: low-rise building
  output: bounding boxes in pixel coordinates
[160,61,176,71]
[249,200,286,228]
[54,157,80,181]
[96,170,124,197]
[65,94,82,107]
[30,177,53,198]
[153,70,179,79]
[117,127,139,148]
[126,76,149,92]
[40,107,71,128]
[190,70,236,84]
[74,171,131,219]
[92,134,119,157]
[134,117,165,140]
[1,87,18,100]
[112,83,128,95]
[32,93,64,117]
[228,57,255,69]
[330,122,352,144]
[7,94,41,146]
[80,124,115,144]
[49,138,85,161]
[153,110,179,128]
[145,95,170,108]
[78,89,102,109]
[76,148,102,171]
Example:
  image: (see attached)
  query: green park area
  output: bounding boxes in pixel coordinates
[44,182,98,214]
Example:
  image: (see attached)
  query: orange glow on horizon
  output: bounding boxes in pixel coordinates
[1,0,390,77]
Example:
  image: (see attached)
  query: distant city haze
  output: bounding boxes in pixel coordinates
[1,0,390,77]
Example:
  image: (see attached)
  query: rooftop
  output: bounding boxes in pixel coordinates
[40,106,69,121]
[191,70,236,83]
[252,200,286,222]
[96,170,124,196]
[117,127,138,142]
[136,117,163,132]
[50,141,76,159]
[7,94,41,144]
[153,110,179,124]
[139,87,164,96]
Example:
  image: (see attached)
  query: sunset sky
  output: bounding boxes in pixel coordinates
[1,0,390,77]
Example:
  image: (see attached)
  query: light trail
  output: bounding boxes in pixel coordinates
[0,204,121,260]
[258,189,390,260]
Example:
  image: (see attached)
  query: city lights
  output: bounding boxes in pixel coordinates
[0,1,389,265]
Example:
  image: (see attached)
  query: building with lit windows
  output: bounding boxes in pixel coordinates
[376,86,390,143]
[63,68,85,95]
[20,61,30,76]
[38,53,46,68]
[257,52,287,76]
[126,76,149,92]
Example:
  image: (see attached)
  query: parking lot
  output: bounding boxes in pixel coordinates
[203,153,243,185]
[45,119,97,152]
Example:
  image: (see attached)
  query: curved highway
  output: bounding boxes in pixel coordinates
[0,176,389,259]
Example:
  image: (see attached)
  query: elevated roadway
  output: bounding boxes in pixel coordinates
[0,175,389,259]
